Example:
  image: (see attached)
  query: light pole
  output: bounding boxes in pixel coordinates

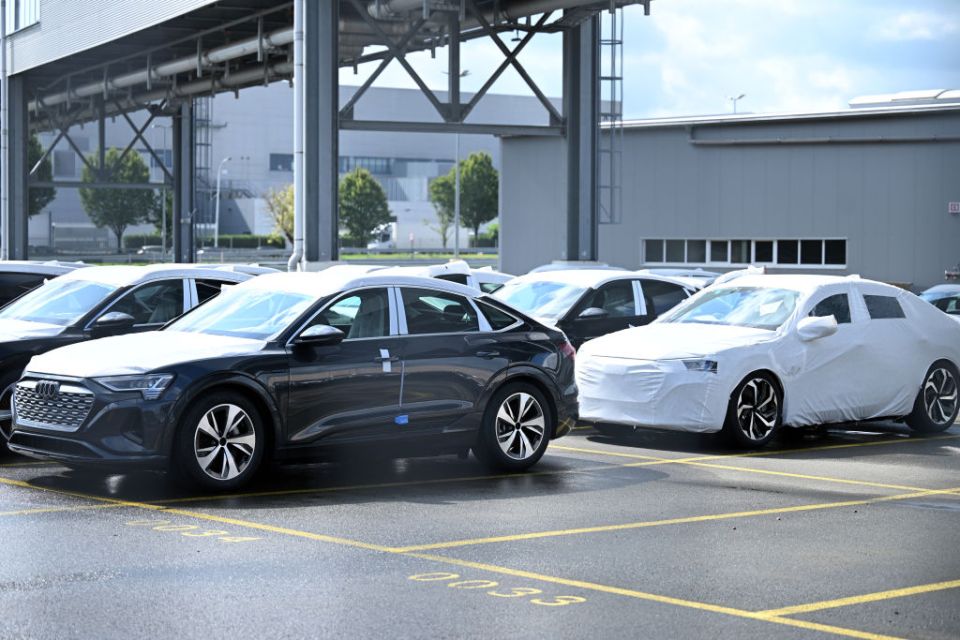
[444,69,469,259]
[213,156,231,248]
[151,124,169,259]
[729,93,746,114]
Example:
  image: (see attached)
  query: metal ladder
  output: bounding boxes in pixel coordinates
[598,5,624,225]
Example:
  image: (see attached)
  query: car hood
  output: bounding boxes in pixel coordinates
[26,331,267,378]
[0,318,65,341]
[579,322,777,361]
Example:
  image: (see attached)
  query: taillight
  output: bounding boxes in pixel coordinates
[558,340,576,362]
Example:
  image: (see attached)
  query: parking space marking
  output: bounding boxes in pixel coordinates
[757,579,960,617]
[0,473,911,640]
[0,503,125,517]
[390,486,960,553]
[406,552,903,640]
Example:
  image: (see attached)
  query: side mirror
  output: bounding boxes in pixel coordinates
[797,315,838,342]
[578,307,608,320]
[91,312,136,335]
[294,324,345,346]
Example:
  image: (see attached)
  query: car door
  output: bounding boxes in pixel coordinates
[854,286,918,417]
[560,278,644,348]
[392,286,508,432]
[640,278,692,320]
[95,278,188,333]
[787,285,868,423]
[283,287,402,444]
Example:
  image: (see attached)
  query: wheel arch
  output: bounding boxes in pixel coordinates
[730,368,786,417]
[498,369,560,436]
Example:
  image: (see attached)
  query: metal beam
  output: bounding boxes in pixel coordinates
[28,181,163,190]
[340,120,564,136]
[303,0,339,262]
[172,101,195,263]
[563,14,599,261]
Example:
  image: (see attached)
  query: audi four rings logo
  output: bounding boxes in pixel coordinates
[36,380,60,400]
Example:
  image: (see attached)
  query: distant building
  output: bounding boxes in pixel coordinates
[501,102,960,289]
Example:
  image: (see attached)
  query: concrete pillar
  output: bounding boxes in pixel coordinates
[562,15,600,262]
[172,100,195,263]
[303,0,339,262]
[3,75,28,259]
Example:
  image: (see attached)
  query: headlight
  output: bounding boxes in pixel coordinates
[682,359,718,373]
[95,374,174,400]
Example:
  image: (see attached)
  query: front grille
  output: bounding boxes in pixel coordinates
[13,380,94,430]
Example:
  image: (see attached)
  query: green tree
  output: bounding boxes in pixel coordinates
[79,148,154,252]
[458,152,499,245]
[265,184,294,243]
[427,173,455,249]
[338,167,393,248]
[27,134,55,217]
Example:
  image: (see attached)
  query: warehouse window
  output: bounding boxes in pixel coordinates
[269,153,293,172]
[4,0,39,34]
[643,239,846,268]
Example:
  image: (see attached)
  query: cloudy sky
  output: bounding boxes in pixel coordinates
[340,0,960,119]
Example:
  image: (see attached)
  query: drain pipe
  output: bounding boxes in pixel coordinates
[0,0,8,261]
[287,0,305,272]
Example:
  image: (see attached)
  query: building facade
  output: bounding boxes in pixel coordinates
[501,104,960,289]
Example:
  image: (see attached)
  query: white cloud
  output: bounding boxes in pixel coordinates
[871,11,959,41]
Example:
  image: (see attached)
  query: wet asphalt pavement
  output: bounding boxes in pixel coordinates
[1,422,958,640]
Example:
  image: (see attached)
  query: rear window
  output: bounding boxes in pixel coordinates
[477,300,519,331]
[0,273,47,307]
[864,295,905,320]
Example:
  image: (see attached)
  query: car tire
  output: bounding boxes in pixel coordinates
[906,361,959,434]
[173,392,265,491]
[474,383,552,472]
[723,372,783,448]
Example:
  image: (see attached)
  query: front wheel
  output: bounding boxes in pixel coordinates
[474,383,552,472]
[907,361,959,434]
[173,392,265,491]
[723,373,782,448]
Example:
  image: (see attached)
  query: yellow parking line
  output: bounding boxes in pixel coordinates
[0,503,125,517]
[758,579,960,617]
[408,552,903,640]
[0,474,909,640]
[390,487,960,553]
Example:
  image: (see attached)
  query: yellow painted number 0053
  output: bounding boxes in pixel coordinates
[408,572,586,607]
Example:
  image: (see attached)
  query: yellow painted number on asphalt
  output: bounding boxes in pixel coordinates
[124,519,259,543]
[408,573,584,607]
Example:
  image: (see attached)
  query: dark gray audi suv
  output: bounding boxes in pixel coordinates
[9,272,578,490]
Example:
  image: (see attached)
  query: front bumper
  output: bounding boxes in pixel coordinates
[576,356,727,433]
[8,374,177,470]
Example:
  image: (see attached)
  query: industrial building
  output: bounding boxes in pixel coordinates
[501,101,960,288]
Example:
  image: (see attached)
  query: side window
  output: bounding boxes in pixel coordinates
[864,294,906,320]
[480,282,504,294]
[402,287,479,335]
[195,279,234,305]
[581,280,635,318]
[810,293,851,324]
[110,280,185,326]
[316,288,390,340]
[476,300,519,331]
[642,280,688,316]
[0,273,46,307]
[436,274,470,286]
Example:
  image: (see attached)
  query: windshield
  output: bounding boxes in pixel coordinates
[493,279,587,321]
[0,279,117,327]
[167,286,316,340]
[661,286,800,331]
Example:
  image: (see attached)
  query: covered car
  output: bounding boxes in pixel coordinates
[576,275,960,447]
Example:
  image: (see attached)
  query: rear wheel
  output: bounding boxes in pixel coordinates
[173,392,265,491]
[907,361,959,434]
[723,372,782,448]
[474,383,552,472]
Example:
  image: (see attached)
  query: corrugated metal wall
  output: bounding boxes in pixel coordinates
[501,109,960,289]
[5,0,219,75]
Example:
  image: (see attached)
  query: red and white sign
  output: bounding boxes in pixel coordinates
[950,202,960,215]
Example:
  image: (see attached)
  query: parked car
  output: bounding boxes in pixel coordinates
[493,269,702,349]
[0,260,86,309]
[0,264,254,442]
[529,261,622,273]
[636,268,722,285]
[8,273,577,490]
[375,260,515,294]
[576,275,960,447]
[919,284,960,319]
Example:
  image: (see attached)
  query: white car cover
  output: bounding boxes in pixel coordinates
[576,275,960,433]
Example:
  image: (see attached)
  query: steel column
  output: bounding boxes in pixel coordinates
[563,15,600,262]
[3,75,28,259]
[172,101,195,263]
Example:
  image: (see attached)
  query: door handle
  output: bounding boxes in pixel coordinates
[476,350,501,359]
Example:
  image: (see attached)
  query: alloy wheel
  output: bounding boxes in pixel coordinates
[736,378,779,441]
[193,403,257,481]
[495,392,546,461]
[923,367,958,426]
